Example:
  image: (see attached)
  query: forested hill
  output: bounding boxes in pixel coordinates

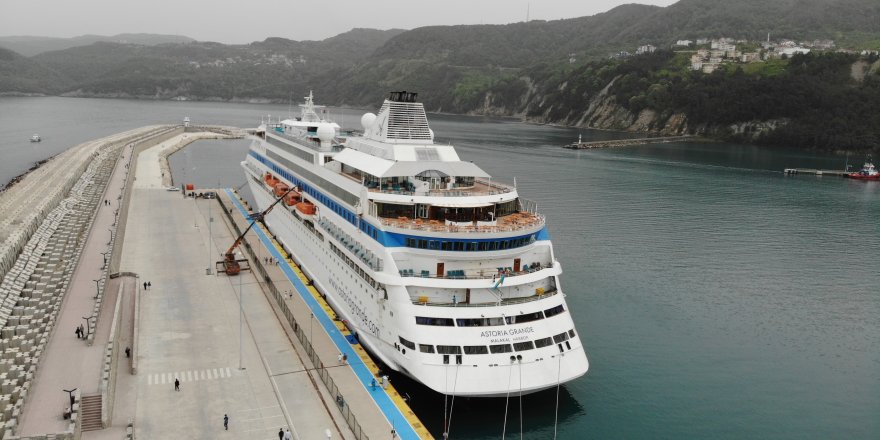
[617,0,880,46]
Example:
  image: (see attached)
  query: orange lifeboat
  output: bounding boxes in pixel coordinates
[295,201,316,215]
[284,190,301,206]
[273,182,289,197]
[264,173,274,183]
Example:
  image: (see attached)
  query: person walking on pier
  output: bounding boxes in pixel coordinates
[284,429,292,440]
[174,378,180,391]
[278,428,284,440]
[75,326,81,339]
[223,414,229,430]
[143,281,147,291]
[147,281,151,290]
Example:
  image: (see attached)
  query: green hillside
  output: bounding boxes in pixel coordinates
[0,47,69,94]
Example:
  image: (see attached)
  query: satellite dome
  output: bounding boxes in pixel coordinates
[316,124,335,143]
[361,112,377,130]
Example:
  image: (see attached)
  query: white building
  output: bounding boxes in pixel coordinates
[778,47,810,57]
[636,44,657,55]
[675,40,693,47]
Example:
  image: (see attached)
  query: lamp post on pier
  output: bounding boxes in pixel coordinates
[206,186,213,275]
[62,388,77,419]
[100,252,109,269]
[81,316,94,339]
[107,228,113,245]
[238,266,244,370]
[92,279,100,299]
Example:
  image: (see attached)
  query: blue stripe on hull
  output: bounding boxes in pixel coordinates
[226,189,420,440]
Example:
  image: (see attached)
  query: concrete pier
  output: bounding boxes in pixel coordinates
[0,125,428,440]
[783,168,850,177]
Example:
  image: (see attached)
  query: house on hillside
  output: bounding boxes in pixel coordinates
[675,40,693,47]
[741,52,761,63]
[690,54,704,70]
[702,63,721,73]
[778,47,810,57]
[636,44,656,55]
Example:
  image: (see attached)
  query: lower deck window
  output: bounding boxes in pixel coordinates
[544,304,565,318]
[399,337,415,350]
[437,345,462,355]
[463,345,489,355]
[552,332,570,344]
[489,344,513,354]
[534,337,553,348]
[419,344,435,353]
[415,316,455,326]
[456,317,505,327]
[505,311,544,324]
[513,341,535,351]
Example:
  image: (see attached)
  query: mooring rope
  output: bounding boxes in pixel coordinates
[502,357,514,439]
[553,354,564,440]
[518,357,524,439]
[446,363,461,438]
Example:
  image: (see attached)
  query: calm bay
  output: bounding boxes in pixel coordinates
[1,97,877,439]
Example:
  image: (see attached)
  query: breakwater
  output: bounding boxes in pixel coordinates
[563,135,694,149]
[0,125,177,438]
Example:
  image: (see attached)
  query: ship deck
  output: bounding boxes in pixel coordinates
[379,210,545,234]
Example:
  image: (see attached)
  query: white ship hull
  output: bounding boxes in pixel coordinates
[245,163,588,397]
[242,91,588,397]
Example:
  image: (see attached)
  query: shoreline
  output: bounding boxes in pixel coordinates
[0,154,56,192]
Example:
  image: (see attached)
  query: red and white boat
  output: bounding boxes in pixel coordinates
[847,160,879,181]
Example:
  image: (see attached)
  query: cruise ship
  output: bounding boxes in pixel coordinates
[242,91,588,397]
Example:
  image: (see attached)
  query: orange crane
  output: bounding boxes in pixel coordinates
[217,183,299,275]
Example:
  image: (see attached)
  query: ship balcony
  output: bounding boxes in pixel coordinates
[364,178,513,197]
[379,211,545,235]
[399,260,552,281]
[411,286,559,308]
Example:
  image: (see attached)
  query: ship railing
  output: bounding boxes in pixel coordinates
[378,212,545,234]
[410,287,558,307]
[398,263,553,280]
[366,178,513,197]
[317,217,383,271]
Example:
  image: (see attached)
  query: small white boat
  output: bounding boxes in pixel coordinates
[30,134,41,143]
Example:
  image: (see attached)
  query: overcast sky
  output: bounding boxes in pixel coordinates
[0,0,677,43]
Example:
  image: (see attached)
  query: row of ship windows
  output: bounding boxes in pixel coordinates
[415,304,565,327]
[398,329,575,355]
[329,242,382,291]
[404,236,536,252]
